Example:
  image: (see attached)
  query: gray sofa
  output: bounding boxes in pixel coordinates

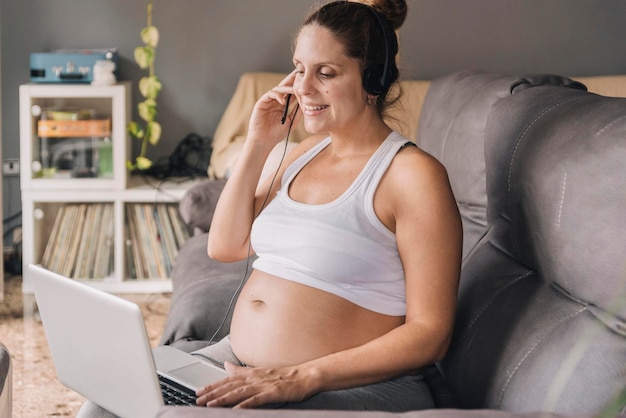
[158,70,626,417]
[0,342,11,418]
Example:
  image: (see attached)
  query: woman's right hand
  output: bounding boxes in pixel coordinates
[246,70,300,151]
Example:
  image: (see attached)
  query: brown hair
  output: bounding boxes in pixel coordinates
[299,0,407,116]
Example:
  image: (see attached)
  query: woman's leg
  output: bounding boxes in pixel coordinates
[76,401,119,418]
[189,335,246,367]
[279,374,434,411]
[194,338,434,412]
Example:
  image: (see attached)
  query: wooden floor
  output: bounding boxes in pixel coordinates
[0,274,171,417]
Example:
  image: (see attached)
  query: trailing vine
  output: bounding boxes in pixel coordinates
[127,0,162,171]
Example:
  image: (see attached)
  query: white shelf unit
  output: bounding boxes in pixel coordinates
[19,82,130,190]
[20,181,198,294]
[19,82,199,294]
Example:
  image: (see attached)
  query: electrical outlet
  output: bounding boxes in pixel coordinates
[2,159,20,175]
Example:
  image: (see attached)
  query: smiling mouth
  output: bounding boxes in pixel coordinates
[304,104,329,112]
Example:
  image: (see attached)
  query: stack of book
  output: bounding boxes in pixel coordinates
[41,202,190,280]
[41,203,114,279]
[125,203,190,280]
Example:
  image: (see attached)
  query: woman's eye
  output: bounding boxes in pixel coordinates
[319,72,333,79]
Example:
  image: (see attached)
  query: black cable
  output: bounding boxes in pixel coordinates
[3,210,22,224]
[205,105,299,346]
[3,224,22,239]
[140,173,186,202]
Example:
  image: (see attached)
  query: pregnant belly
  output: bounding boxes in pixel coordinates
[229,270,404,367]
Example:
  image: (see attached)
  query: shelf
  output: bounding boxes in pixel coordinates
[20,178,201,294]
[19,82,131,190]
[19,82,202,295]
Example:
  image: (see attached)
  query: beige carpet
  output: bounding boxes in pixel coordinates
[0,273,171,417]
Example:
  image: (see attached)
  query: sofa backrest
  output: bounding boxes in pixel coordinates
[416,70,523,261]
[421,71,626,413]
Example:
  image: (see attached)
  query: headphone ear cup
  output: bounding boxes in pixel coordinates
[363,64,385,96]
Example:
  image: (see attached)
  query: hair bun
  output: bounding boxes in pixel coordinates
[359,0,407,30]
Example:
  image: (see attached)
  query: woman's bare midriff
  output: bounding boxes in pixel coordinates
[229,269,405,368]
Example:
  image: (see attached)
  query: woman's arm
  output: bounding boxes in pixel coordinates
[207,72,300,262]
[197,148,463,408]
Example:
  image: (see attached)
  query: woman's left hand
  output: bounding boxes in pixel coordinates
[195,361,315,409]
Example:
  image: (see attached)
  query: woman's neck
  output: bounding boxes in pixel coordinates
[327,119,392,157]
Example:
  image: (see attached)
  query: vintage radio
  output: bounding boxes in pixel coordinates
[30,48,118,83]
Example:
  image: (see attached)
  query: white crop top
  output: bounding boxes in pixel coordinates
[250,132,412,316]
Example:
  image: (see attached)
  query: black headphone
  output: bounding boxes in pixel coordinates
[361,4,393,96]
[314,1,395,96]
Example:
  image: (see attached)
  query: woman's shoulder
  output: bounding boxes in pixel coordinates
[376,136,458,232]
[386,139,452,194]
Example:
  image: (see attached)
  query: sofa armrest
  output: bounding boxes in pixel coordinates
[179,178,227,234]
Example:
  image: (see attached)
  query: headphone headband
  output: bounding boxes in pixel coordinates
[363,4,392,96]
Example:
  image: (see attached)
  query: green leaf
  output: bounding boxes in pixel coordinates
[138,99,157,122]
[146,121,162,145]
[127,121,145,139]
[139,76,162,100]
[141,26,160,47]
[136,156,153,170]
[126,160,137,170]
[133,46,154,69]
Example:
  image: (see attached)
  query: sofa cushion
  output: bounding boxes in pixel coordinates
[0,342,11,418]
[0,343,8,399]
[178,179,227,234]
[159,232,255,351]
[157,406,611,418]
[415,71,589,263]
[486,85,626,316]
[416,70,522,262]
[440,78,626,413]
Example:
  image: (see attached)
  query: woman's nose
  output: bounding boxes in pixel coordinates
[295,73,315,96]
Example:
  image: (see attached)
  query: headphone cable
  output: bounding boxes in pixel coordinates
[205,105,299,347]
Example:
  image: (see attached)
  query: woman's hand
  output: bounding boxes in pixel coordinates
[196,361,316,409]
[246,70,301,151]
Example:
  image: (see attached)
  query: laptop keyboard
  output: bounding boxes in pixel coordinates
[158,374,197,406]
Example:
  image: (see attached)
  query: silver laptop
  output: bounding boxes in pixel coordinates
[29,264,228,418]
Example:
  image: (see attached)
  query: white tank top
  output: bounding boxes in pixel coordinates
[250,131,412,316]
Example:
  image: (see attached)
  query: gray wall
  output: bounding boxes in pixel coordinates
[2,0,626,224]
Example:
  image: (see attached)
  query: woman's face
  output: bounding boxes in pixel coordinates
[292,24,371,136]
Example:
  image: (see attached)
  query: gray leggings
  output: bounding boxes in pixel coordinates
[78,336,434,416]
[191,336,435,411]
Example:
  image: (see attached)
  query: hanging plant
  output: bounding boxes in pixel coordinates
[127,0,162,171]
